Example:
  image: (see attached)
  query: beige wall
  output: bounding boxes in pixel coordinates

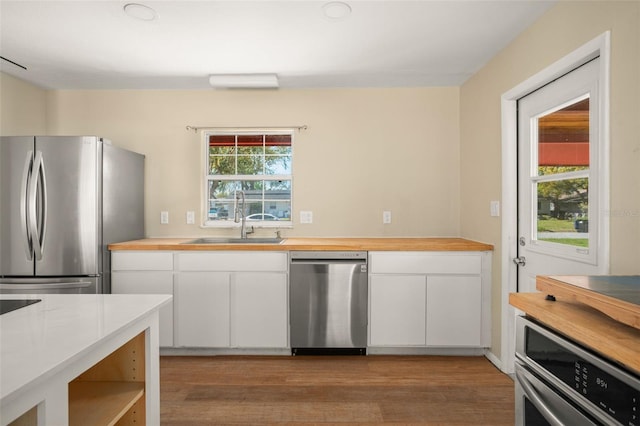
[43,87,461,238]
[460,1,640,358]
[0,72,47,135]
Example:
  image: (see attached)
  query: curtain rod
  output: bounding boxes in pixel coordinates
[186,125,308,133]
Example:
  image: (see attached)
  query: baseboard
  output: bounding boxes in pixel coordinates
[484,349,505,372]
[368,347,486,356]
[160,347,292,356]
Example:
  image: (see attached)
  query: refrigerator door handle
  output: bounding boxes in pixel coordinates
[20,150,34,260]
[29,150,47,261]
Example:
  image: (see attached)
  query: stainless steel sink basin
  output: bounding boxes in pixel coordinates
[183,237,284,244]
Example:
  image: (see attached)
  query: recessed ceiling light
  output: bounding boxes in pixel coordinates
[323,2,351,20]
[123,3,157,21]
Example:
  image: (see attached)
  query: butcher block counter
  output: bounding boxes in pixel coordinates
[109,237,493,252]
[510,275,640,375]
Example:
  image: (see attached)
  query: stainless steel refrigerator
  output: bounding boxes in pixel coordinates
[0,136,144,294]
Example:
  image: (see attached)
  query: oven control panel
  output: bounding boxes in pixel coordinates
[524,323,640,426]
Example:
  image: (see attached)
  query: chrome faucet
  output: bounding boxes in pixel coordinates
[234,190,252,239]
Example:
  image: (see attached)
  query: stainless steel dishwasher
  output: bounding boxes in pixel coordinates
[289,251,368,355]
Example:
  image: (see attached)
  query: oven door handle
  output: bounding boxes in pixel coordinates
[515,368,564,426]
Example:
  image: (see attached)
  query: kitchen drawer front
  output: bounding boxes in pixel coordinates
[369,252,482,274]
[176,251,288,272]
[111,251,174,271]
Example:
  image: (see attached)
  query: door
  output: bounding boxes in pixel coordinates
[516,58,605,293]
[232,272,288,348]
[290,258,368,348]
[0,136,36,276]
[426,275,481,346]
[35,136,100,276]
[112,271,174,346]
[369,274,426,346]
[174,272,230,347]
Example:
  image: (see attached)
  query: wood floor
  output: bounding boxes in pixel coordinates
[160,355,514,425]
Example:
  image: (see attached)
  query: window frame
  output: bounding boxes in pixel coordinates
[525,87,598,265]
[201,129,294,229]
[529,94,592,257]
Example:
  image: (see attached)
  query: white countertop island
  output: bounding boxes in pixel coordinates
[0,293,171,426]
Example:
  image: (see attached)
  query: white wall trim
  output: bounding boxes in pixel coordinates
[499,31,611,374]
[484,348,503,372]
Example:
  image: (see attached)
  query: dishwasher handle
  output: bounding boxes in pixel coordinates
[290,251,367,264]
[290,258,367,265]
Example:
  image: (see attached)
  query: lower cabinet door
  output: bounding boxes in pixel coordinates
[426,275,482,346]
[232,272,288,348]
[175,272,230,347]
[369,274,427,346]
[112,271,174,347]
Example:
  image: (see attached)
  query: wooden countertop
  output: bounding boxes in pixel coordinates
[510,275,640,375]
[109,237,494,252]
[536,275,640,330]
[510,292,640,374]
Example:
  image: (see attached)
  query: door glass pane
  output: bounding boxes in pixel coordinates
[536,178,589,247]
[535,97,589,248]
[537,97,589,175]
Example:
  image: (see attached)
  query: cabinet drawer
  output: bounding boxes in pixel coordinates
[177,252,287,272]
[111,252,173,271]
[369,252,481,274]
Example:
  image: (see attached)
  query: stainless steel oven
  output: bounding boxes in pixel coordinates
[515,316,640,425]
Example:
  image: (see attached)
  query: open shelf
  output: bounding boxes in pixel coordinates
[68,332,146,425]
[69,382,144,426]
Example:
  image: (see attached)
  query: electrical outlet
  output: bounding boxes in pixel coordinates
[160,211,169,224]
[300,211,313,224]
[383,211,392,224]
[186,211,195,224]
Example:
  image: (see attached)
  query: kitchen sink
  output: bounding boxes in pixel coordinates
[183,237,284,244]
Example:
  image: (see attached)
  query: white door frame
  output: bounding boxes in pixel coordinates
[499,32,610,374]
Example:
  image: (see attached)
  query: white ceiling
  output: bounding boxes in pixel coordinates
[0,0,556,90]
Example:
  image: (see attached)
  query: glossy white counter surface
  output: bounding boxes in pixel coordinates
[0,294,171,403]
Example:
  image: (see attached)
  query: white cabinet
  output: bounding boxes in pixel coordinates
[370,275,426,346]
[368,251,491,349]
[426,275,482,346]
[233,272,288,348]
[111,252,174,347]
[174,252,288,349]
[174,272,230,347]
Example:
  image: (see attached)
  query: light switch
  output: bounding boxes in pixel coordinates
[186,211,195,224]
[160,211,169,224]
[490,201,500,217]
[300,211,313,224]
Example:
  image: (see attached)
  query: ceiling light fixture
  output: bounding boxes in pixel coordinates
[123,3,157,21]
[208,74,279,89]
[322,2,352,20]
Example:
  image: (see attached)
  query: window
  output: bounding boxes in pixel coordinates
[204,130,293,227]
[535,96,590,248]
